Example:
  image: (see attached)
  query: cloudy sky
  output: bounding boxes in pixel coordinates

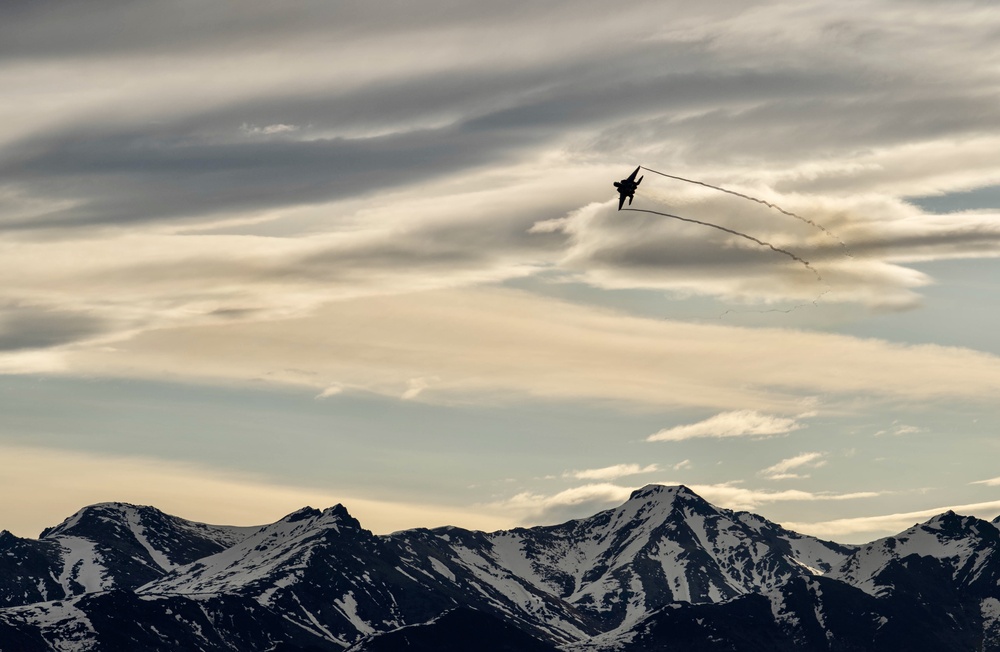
[3,0,1000,543]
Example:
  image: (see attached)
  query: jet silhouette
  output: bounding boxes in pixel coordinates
[614,166,643,210]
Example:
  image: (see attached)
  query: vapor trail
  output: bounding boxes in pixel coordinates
[621,207,821,281]
[640,166,853,257]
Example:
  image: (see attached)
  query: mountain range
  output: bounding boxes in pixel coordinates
[1,485,999,651]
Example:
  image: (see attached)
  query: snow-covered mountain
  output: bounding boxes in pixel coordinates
[143,504,463,646]
[387,485,853,641]
[832,510,1000,596]
[0,503,253,607]
[1,485,999,651]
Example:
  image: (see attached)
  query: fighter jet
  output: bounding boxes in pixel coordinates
[614,166,643,210]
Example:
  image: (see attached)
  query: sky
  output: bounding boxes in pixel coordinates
[2,0,1000,544]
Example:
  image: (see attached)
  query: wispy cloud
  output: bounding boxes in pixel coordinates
[648,410,805,442]
[240,122,300,136]
[874,421,924,437]
[489,480,880,525]
[538,195,1000,311]
[688,483,880,513]
[402,377,437,401]
[18,288,1000,413]
[565,463,659,481]
[784,499,1000,542]
[315,385,344,399]
[488,484,636,524]
[760,452,827,480]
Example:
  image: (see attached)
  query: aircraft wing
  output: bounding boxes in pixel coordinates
[618,193,627,210]
[625,166,640,182]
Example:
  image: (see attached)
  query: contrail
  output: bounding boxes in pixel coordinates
[639,166,853,258]
[621,207,822,281]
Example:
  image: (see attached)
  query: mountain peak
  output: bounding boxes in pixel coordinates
[323,503,364,530]
[40,502,156,539]
[922,510,984,534]
[615,485,714,526]
[628,483,668,501]
[283,506,322,522]
[628,484,691,501]
[278,504,363,532]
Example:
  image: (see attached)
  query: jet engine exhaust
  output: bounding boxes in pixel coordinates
[620,207,821,281]
[639,166,852,258]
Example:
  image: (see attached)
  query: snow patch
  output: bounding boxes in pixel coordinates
[983,597,1000,649]
[56,537,113,594]
[333,591,374,635]
[6,599,98,652]
[428,556,455,581]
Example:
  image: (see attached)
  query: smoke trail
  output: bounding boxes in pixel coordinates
[621,207,822,281]
[640,166,853,258]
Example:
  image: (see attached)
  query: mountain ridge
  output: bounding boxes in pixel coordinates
[2,485,999,651]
